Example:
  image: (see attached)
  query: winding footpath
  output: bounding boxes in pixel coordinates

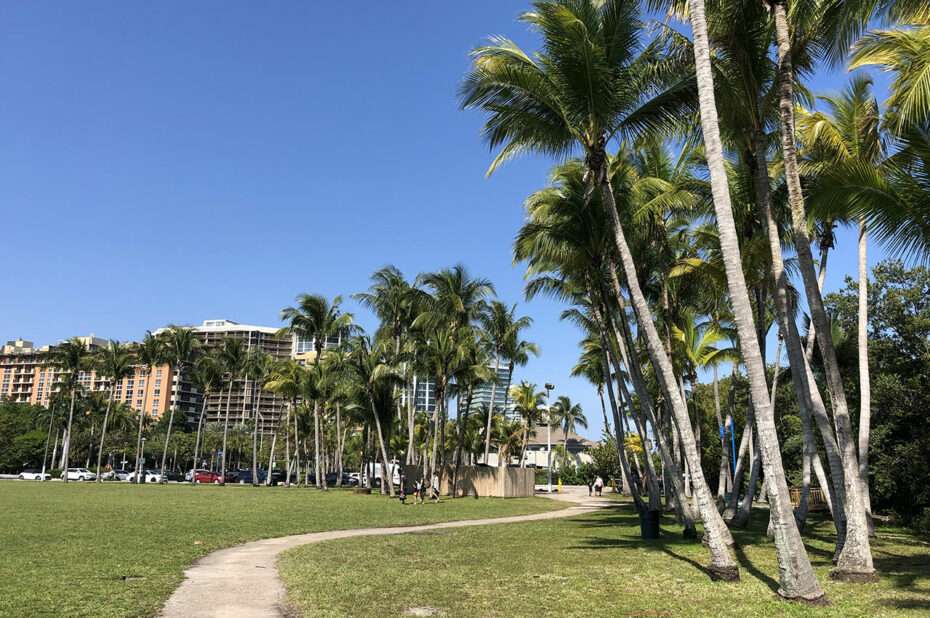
[160,487,612,617]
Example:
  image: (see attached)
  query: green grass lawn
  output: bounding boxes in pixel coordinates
[0,482,562,617]
[280,500,930,617]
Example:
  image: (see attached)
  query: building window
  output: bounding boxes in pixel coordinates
[136,399,142,407]
[156,369,162,377]
[153,399,160,407]
[154,389,160,397]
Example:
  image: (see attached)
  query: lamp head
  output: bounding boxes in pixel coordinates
[544,383,555,391]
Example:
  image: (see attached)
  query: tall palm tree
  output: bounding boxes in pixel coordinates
[353,266,422,462]
[800,75,887,534]
[244,350,276,487]
[764,0,876,582]
[263,360,305,487]
[91,340,135,482]
[132,332,166,482]
[346,335,402,497]
[416,265,494,333]
[278,293,356,489]
[190,353,223,483]
[509,381,544,468]
[43,337,91,480]
[460,0,742,580]
[549,395,587,463]
[158,325,200,483]
[477,301,533,462]
[217,337,246,485]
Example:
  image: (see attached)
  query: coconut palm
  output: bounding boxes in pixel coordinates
[263,360,305,487]
[477,301,533,462]
[216,337,246,485]
[416,265,494,333]
[91,340,135,482]
[460,0,742,579]
[278,293,356,488]
[244,350,276,486]
[508,381,544,468]
[132,332,166,482]
[43,338,91,478]
[549,395,587,461]
[157,325,200,483]
[346,335,402,497]
[190,352,223,483]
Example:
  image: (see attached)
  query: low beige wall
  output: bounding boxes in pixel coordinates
[402,465,535,498]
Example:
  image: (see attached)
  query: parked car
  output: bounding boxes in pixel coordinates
[101,469,131,481]
[164,470,185,482]
[61,468,96,482]
[233,469,267,484]
[126,469,162,483]
[19,468,51,481]
[270,470,297,485]
[193,470,222,484]
[224,469,244,483]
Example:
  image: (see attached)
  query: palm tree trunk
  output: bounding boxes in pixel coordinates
[714,364,731,509]
[367,390,395,497]
[283,402,291,488]
[686,0,825,596]
[599,342,646,511]
[771,0,874,582]
[158,406,177,484]
[335,402,343,487]
[252,399,260,487]
[294,402,302,488]
[95,389,115,482]
[221,378,233,486]
[598,389,611,436]
[857,218,874,536]
[482,354,502,463]
[428,384,444,484]
[133,368,153,483]
[749,118,848,552]
[602,270,694,525]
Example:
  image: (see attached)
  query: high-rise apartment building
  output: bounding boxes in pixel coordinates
[157,319,293,430]
[0,337,175,418]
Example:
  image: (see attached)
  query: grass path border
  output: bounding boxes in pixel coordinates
[160,489,611,617]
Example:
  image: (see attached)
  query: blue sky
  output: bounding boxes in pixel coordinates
[0,2,888,439]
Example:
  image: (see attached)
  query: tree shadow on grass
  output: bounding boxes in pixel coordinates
[733,543,779,593]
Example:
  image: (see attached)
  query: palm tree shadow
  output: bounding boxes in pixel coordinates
[733,544,779,593]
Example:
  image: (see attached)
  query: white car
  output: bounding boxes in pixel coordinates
[19,468,51,481]
[125,470,162,483]
[61,468,96,482]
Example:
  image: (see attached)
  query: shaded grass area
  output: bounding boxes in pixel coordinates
[280,500,930,617]
[0,483,561,617]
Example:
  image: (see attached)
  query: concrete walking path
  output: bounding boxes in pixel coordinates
[160,487,613,618]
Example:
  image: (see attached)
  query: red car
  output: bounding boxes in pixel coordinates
[193,470,222,484]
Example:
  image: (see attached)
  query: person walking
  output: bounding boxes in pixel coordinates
[398,473,408,504]
[430,473,441,503]
[594,475,604,497]
[587,479,594,497]
[414,476,424,505]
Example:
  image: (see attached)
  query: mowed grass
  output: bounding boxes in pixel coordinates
[280,499,930,617]
[0,482,562,617]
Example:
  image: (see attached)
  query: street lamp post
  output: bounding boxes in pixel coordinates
[545,383,555,493]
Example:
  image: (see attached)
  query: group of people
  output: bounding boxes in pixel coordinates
[587,475,605,497]
[398,474,440,505]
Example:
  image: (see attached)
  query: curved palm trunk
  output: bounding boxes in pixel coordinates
[252,394,260,487]
[600,344,646,511]
[452,386,474,497]
[95,389,115,482]
[158,368,179,484]
[715,365,735,509]
[598,388,611,436]
[603,270,695,527]
[483,354,502,463]
[294,403,302,488]
[406,376,416,465]
[367,389,395,497]
[599,180,734,576]
[771,0,874,581]
[191,389,212,484]
[283,402,291,488]
[685,0,824,598]
[428,383,445,485]
[749,123,848,549]
[265,402,285,486]
[335,402,343,487]
[857,219,874,536]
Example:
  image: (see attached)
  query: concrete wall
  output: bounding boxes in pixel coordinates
[402,465,535,498]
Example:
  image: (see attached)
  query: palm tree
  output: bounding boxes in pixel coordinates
[158,325,200,483]
[416,265,494,333]
[132,332,166,482]
[460,0,741,579]
[477,301,533,462]
[190,353,223,482]
[278,293,356,489]
[43,337,91,479]
[263,360,305,487]
[764,0,876,582]
[346,335,402,497]
[217,337,246,485]
[244,350,276,486]
[549,395,587,466]
[508,381,544,468]
[353,266,422,464]
[91,340,135,482]
[800,75,887,535]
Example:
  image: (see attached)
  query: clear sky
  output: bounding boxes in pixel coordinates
[0,2,887,440]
